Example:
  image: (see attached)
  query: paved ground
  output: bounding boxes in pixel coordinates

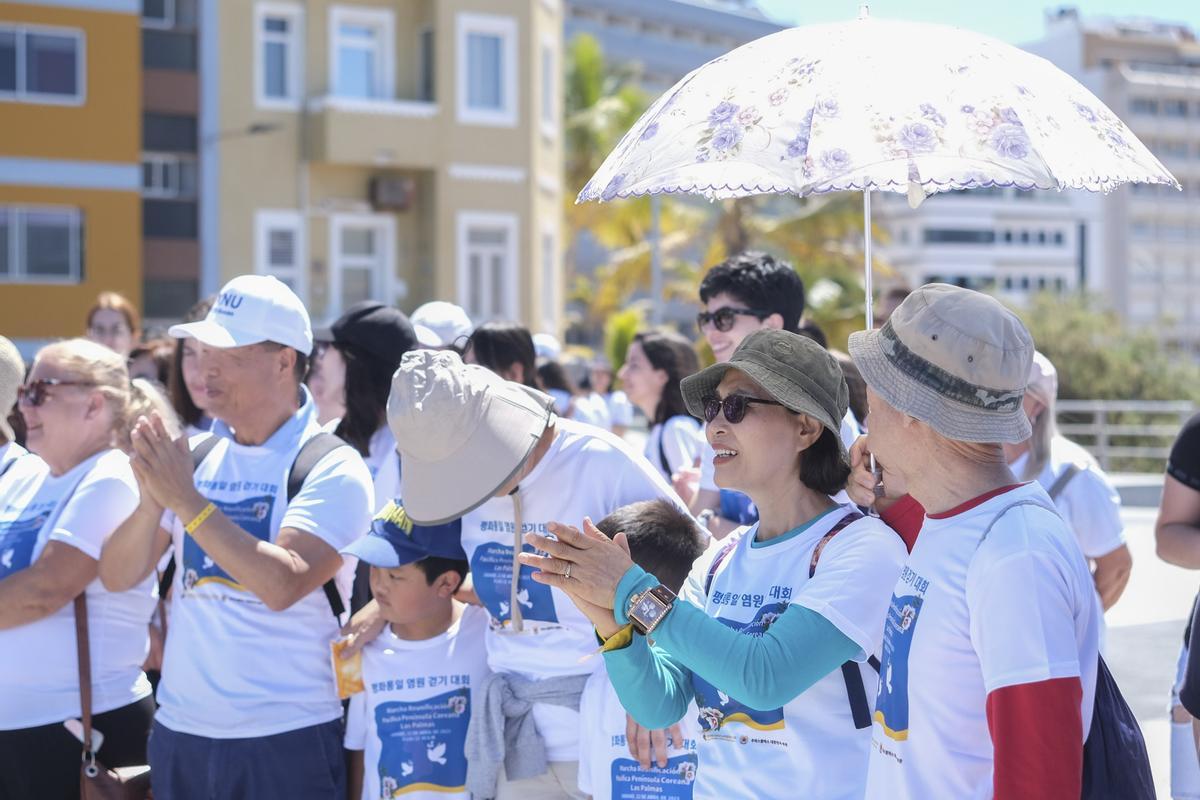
[1106,504,1194,799]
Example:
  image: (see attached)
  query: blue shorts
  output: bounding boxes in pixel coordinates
[148,718,345,800]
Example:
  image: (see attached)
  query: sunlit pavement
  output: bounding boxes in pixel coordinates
[1107,503,1193,800]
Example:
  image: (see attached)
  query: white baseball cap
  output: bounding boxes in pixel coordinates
[169,275,313,355]
[410,301,473,348]
[533,333,562,361]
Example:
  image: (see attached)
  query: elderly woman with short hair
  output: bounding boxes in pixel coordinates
[844,284,1101,800]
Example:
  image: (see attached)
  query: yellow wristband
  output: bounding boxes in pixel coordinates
[184,502,216,535]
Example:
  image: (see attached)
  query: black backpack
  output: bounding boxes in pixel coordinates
[157,432,349,619]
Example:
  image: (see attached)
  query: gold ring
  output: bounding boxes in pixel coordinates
[564,563,572,580]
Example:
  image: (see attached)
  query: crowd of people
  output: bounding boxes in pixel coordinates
[0,248,1179,800]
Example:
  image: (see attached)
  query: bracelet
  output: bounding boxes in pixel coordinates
[184,502,216,535]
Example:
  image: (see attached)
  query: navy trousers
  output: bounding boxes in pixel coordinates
[148,718,345,800]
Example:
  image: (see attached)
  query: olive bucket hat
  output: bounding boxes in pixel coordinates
[680,329,850,456]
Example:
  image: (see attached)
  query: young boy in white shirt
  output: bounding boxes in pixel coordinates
[341,500,489,800]
[579,499,708,800]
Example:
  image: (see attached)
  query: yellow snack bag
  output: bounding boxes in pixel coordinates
[330,638,364,699]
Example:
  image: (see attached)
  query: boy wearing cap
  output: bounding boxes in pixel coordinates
[99,275,374,800]
[373,350,682,800]
[342,501,488,800]
[844,284,1100,800]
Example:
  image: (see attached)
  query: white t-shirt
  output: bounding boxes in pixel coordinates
[0,449,155,729]
[699,409,861,493]
[156,391,375,738]
[579,662,700,800]
[461,417,681,762]
[0,441,28,476]
[681,506,905,799]
[345,605,490,800]
[548,389,613,431]
[366,425,401,514]
[605,391,635,428]
[1010,435,1125,559]
[646,416,705,482]
[866,482,1100,800]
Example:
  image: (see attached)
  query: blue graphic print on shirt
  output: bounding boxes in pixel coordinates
[0,515,47,579]
[469,541,557,626]
[181,495,274,593]
[610,754,698,800]
[874,565,930,741]
[375,688,471,796]
[691,602,787,732]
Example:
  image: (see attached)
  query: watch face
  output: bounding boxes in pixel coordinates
[636,597,663,622]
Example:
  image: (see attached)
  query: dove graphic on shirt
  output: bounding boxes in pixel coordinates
[426,741,447,766]
[499,601,510,618]
[202,556,214,570]
[399,762,413,778]
[1,549,12,569]
[516,588,533,609]
[717,690,730,706]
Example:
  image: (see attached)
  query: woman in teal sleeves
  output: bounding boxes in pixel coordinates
[520,330,906,800]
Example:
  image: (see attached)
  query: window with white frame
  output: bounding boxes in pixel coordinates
[330,7,394,100]
[0,206,84,283]
[418,26,434,102]
[458,212,517,321]
[142,0,174,29]
[142,153,197,199]
[0,24,84,104]
[256,3,303,108]
[255,210,305,299]
[330,215,393,314]
[456,13,516,126]
[540,38,556,138]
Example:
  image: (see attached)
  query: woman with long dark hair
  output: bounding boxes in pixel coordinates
[313,301,418,509]
[167,297,215,436]
[618,330,704,482]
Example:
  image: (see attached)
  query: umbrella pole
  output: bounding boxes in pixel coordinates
[863,188,874,332]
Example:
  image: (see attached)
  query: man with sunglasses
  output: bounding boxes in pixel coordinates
[686,252,861,537]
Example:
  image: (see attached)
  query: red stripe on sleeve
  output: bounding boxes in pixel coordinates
[986,677,1084,800]
[879,494,925,552]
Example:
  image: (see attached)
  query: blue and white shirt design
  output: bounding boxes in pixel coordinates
[691,602,788,733]
[874,565,930,741]
[181,492,275,594]
[0,504,53,579]
[374,686,471,796]
[469,532,558,627]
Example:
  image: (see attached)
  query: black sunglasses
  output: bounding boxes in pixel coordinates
[696,307,769,334]
[17,378,96,408]
[701,393,787,424]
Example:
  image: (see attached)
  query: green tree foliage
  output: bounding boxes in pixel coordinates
[1019,293,1200,401]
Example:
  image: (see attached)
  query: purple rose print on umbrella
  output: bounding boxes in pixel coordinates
[960,104,976,114]
[1073,102,1097,123]
[709,101,739,126]
[600,174,626,202]
[769,88,788,106]
[897,121,938,154]
[640,123,659,141]
[920,103,946,127]
[736,106,761,126]
[1104,129,1130,152]
[785,133,809,159]
[989,124,1031,160]
[820,148,852,173]
[711,125,744,153]
[999,107,1023,125]
[815,97,840,118]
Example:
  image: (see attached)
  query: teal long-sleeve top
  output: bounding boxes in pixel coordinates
[603,560,861,730]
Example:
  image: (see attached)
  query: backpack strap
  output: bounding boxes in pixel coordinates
[1047,463,1083,501]
[657,425,671,476]
[808,510,876,729]
[703,533,743,596]
[287,432,352,620]
[0,452,24,482]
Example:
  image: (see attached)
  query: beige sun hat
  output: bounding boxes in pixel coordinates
[387,349,554,525]
[0,336,23,442]
[847,283,1034,444]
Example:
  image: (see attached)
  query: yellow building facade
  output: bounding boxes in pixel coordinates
[0,0,141,346]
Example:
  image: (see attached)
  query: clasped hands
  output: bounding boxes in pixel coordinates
[128,413,206,517]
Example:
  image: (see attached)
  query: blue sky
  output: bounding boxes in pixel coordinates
[756,1,1200,44]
